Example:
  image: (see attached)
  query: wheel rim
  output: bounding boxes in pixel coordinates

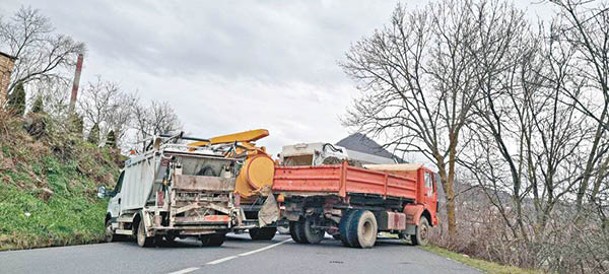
[420,222,428,244]
[105,223,113,242]
[362,220,373,241]
[304,218,324,243]
[308,219,323,237]
[137,222,145,246]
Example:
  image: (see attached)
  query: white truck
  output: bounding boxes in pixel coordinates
[279,142,398,166]
[98,134,255,247]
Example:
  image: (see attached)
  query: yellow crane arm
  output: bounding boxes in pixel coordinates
[188,129,269,148]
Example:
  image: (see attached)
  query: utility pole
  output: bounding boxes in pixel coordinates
[69,53,84,113]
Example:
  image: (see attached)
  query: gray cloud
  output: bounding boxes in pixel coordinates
[1,0,549,154]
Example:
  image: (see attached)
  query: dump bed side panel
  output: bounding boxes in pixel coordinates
[385,173,417,198]
[344,166,417,198]
[344,166,387,195]
[273,164,419,200]
[122,154,158,210]
[272,165,342,193]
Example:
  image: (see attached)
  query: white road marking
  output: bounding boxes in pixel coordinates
[166,238,292,273]
[237,239,291,257]
[167,267,200,274]
[206,255,238,265]
[206,238,292,265]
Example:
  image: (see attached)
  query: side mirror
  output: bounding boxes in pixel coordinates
[97,186,107,199]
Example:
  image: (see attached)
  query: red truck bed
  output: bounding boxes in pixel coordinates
[273,162,419,200]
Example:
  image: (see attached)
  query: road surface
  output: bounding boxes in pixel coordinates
[0,234,479,274]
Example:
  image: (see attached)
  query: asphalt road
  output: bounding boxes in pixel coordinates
[0,234,479,274]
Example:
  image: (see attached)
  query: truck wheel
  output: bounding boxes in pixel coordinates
[136,220,154,247]
[201,233,226,247]
[165,233,177,244]
[289,219,308,244]
[303,218,324,244]
[249,227,277,241]
[410,217,429,246]
[339,210,356,247]
[346,210,377,248]
[104,220,115,243]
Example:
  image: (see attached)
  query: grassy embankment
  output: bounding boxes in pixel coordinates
[0,113,121,251]
[421,245,542,274]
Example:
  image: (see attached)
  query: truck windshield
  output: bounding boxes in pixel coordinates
[424,172,433,196]
[283,155,313,166]
[110,171,124,196]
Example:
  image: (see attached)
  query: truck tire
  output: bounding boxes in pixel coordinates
[346,210,377,248]
[339,210,356,247]
[165,233,177,244]
[249,227,277,241]
[410,217,429,246]
[303,217,324,244]
[338,210,357,247]
[136,220,154,247]
[104,220,115,243]
[289,219,308,244]
[201,233,226,247]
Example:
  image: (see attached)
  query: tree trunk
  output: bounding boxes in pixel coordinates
[438,160,457,239]
[445,185,457,238]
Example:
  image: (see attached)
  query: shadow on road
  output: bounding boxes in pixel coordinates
[110,238,239,249]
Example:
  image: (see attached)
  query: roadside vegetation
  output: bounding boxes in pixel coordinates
[343,0,609,272]
[421,245,541,274]
[0,7,181,250]
[0,110,120,250]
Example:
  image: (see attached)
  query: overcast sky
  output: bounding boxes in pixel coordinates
[1,0,552,155]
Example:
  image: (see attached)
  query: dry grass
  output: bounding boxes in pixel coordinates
[422,245,543,274]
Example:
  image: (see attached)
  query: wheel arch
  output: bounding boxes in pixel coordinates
[421,209,432,227]
[404,204,435,227]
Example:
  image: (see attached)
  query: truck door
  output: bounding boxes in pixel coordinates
[423,171,438,216]
[109,171,125,218]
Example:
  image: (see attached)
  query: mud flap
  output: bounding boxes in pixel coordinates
[258,194,280,227]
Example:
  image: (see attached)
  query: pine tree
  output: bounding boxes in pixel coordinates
[7,83,26,116]
[31,95,44,113]
[87,123,100,145]
[106,130,117,148]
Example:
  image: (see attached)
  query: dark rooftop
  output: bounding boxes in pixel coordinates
[0,51,17,60]
[336,133,405,163]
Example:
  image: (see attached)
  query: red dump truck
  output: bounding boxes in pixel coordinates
[272,162,438,248]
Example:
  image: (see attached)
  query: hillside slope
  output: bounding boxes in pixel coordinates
[0,111,122,250]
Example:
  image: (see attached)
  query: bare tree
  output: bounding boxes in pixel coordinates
[78,76,136,146]
[0,6,85,94]
[455,2,609,270]
[340,0,526,238]
[549,0,609,211]
[131,99,182,151]
[105,91,137,144]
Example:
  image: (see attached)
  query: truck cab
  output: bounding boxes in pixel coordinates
[98,134,253,247]
[280,142,397,166]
